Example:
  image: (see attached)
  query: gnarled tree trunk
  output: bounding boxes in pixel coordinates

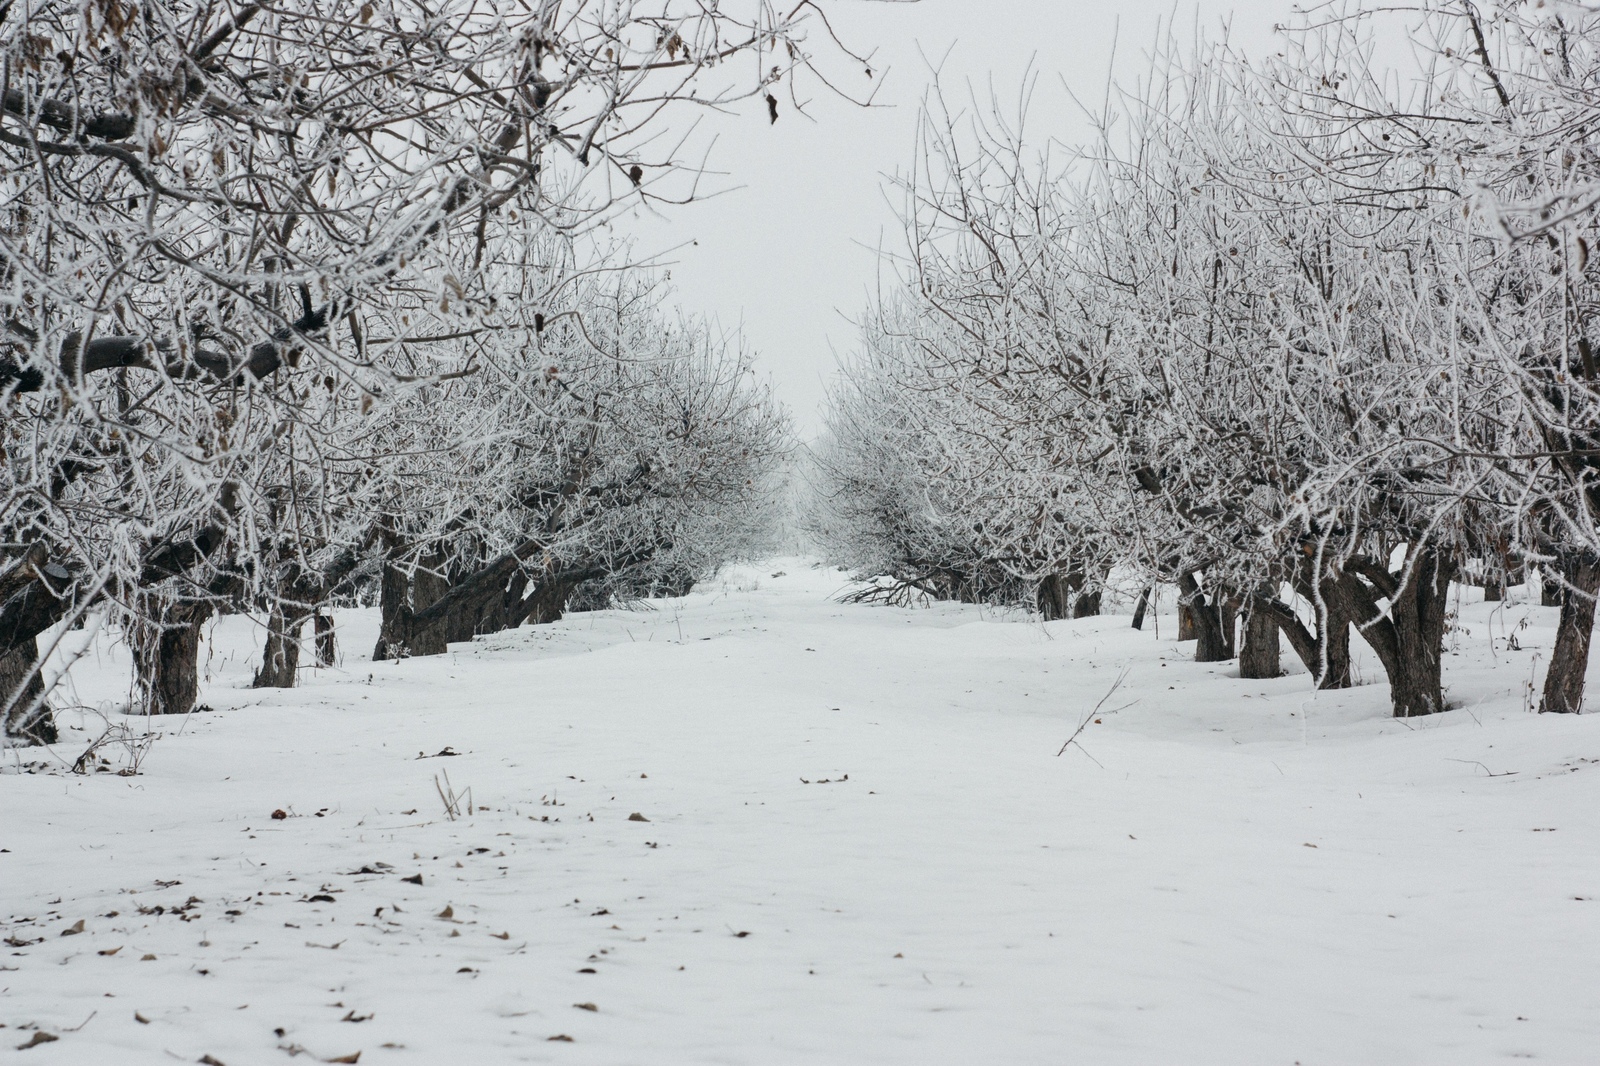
[1541,553,1600,714]
[1036,573,1070,621]
[132,601,214,716]
[253,609,302,688]
[1178,572,1235,662]
[1238,595,1281,680]
[1343,546,1456,718]
[1,641,55,745]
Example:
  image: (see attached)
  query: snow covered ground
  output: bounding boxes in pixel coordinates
[3,560,1599,1064]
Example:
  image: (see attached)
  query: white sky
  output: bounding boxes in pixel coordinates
[628,0,1304,439]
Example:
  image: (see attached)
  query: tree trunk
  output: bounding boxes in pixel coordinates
[133,602,213,716]
[1131,586,1152,631]
[1258,574,1354,690]
[1072,588,1102,618]
[1342,547,1455,718]
[526,577,576,625]
[1178,572,1235,662]
[1239,599,1281,680]
[1036,573,1070,621]
[1543,566,1565,608]
[0,641,54,745]
[252,608,302,689]
[1177,602,1197,641]
[1541,553,1600,714]
[314,612,337,667]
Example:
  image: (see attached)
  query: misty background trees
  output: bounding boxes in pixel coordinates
[811,3,1600,719]
[0,0,861,741]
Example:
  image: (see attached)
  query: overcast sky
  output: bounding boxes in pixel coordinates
[628,0,1301,439]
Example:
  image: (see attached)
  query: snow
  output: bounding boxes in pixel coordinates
[4,560,1599,1064]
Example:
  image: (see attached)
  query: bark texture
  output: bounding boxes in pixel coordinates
[132,601,214,716]
[252,609,302,689]
[1238,599,1281,679]
[1541,553,1600,714]
[0,641,54,745]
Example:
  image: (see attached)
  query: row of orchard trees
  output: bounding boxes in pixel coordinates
[0,0,828,744]
[814,2,1600,718]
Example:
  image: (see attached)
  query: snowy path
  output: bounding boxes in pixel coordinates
[4,562,1600,1064]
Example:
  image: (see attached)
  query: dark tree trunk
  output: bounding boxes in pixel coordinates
[1343,546,1455,718]
[1178,572,1235,662]
[1482,571,1504,602]
[1131,586,1152,631]
[1541,553,1600,714]
[373,556,416,661]
[133,602,213,716]
[1543,566,1565,608]
[1258,575,1353,690]
[0,641,55,745]
[525,577,576,625]
[1239,598,1281,680]
[1072,588,1102,618]
[1036,573,1070,621]
[315,612,337,667]
[252,608,302,688]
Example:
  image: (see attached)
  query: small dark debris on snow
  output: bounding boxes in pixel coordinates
[627,812,649,822]
[270,810,288,821]
[577,967,596,974]
[16,1031,58,1049]
[198,1055,226,1066]
[306,894,336,904]
[573,1002,598,1012]
[401,874,423,885]
[417,747,459,759]
[548,1034,574,1042]
[734,931,752,938]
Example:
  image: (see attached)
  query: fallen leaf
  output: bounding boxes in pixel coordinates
[325,1054,361,1064]
[547,1034,574,1042]
[573,1003,597,1012]
[60,919,85,936]
[401,874,422,885]
[456,967,475,974]
[436,905,454,920]
[307,895,336,904]
[577,967,596,974]
[734,931,751,938]
[1302,843,1319,849]
[98,946,121,956]
[134,1012,150,1024]
[199,1055,226,1066]
[16,1031,58,1049]
[271,810,288,821]
[490,931,509,940]
[627,813,649,822]
[141,954,157,961]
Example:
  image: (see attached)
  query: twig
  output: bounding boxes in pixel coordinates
[1057,665,1137,757]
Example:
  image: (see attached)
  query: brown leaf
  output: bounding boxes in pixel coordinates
[198,1055,226,1066]
[141,954,157,961]
[134,1012,150,1024]
[547,1035,574,1042]
[98,946,121,956]
[324,1055,361,1064]
[401,874,422,885]
[627,813,649,822]
[16,1032,58,1049]
[270,810,288,820]
[572,1002,597,1012]
[436,905,453,920]
[60,918,85,936]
